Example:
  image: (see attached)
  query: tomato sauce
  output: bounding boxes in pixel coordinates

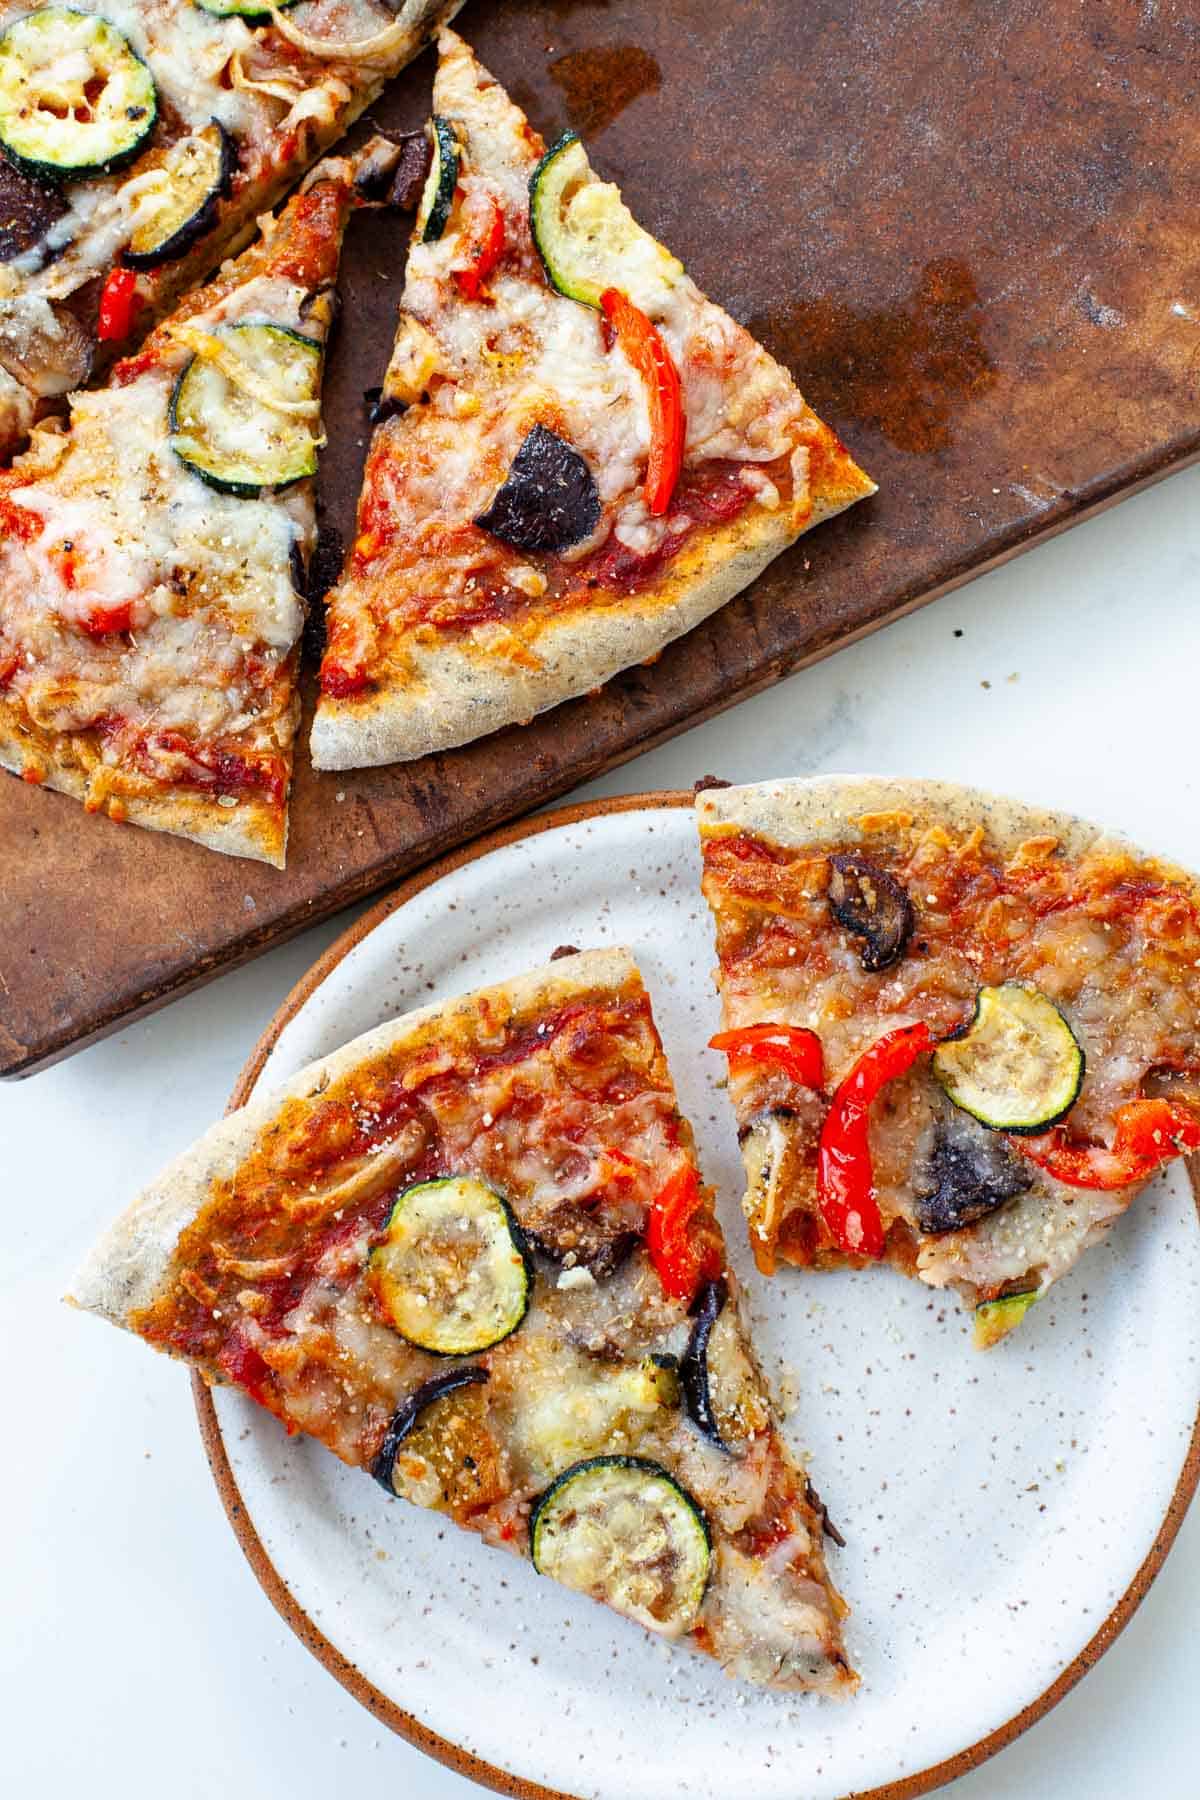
[133,992,662,1379]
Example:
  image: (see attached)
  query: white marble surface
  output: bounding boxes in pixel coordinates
[6,460,1200,1799]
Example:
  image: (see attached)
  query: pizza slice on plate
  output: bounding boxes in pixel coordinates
[0,0,461,459]
[71,947,855,1692]
[698,777,1200,1347]
[310,30,875,768]
[0,146,377,864]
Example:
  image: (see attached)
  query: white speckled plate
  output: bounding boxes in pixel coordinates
[198,794,1200,1800]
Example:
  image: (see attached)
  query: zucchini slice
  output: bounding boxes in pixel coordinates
[416,114,459,244]
[528,130,683,310]
[169,321,322,496]
[531,1456,710,1637]
[0,9,157,183]
[193,0,299,18]
[933,983,1084,1134]
[123,121,234,269]
[369,1176,532,1356]
[974,1289,1038,1349]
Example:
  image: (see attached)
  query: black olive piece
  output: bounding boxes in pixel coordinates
[680,1277,730,1452]
[914,1119,1033,1235]
[549,943,581,961]
[693,774,732,794]
[0,155,67,262]
[371,1366,489,1494]
[827,853,915,973]
[474,423,601,553]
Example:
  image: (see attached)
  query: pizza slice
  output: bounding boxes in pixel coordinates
[698,776,1200,1348]
[0,146,375,864]
[310,30,874,768]
[0,0,462,460]
[70,947,855,1692]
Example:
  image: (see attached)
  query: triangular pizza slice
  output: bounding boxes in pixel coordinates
[697,777,1200,1348]
[71,947,855,1692]
[311,30,874,768]
[0,148,373,864]
[0,0,461,459]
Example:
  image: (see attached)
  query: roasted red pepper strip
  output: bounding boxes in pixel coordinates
[817,1022,935,1257]
[599,287,684,515]
[453,196,505,300]
[645,1163,721,1302]
[1015,1098,1200,1190]
[97,267,141,343]
[79,601,135,638]
[710,1023,824,1089]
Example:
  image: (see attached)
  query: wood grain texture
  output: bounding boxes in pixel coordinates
[4,0,1199,1078]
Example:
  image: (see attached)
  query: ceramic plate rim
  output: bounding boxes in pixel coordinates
[192,787,1200,1800]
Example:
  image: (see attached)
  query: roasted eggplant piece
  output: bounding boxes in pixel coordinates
[0,295,92,396]
[123,123,235,270]
[530,1455,711,1635]
[827,853,914,973]
[371,1365,489,1494]
[353,129,432,211]
[525,1200,639,1279]
[737,1107,803,1274]
[680,1278,729,1450]
[0,155,65,262]
[914,1105,1033,1235]
[475,423,601,553]
[0,10,157,182]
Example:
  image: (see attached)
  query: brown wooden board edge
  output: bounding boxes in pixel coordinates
[11,436,1198,1083]
[187,788,1200,1800]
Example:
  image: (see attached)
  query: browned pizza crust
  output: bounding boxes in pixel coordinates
[0,694,294,865]
[313,453,870,768]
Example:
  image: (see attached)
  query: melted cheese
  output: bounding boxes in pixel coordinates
[1,284,314,742]
[0,0,397,385]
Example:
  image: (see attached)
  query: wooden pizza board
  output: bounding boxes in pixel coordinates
[4,0,1198,1077]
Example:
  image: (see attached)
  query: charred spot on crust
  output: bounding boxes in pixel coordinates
[914,1113,1033,1235]
[828,853,914,972]
[549,943,582,961]
[0,156,67,263]
[475,423,601,553]
[693,774,732,793]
